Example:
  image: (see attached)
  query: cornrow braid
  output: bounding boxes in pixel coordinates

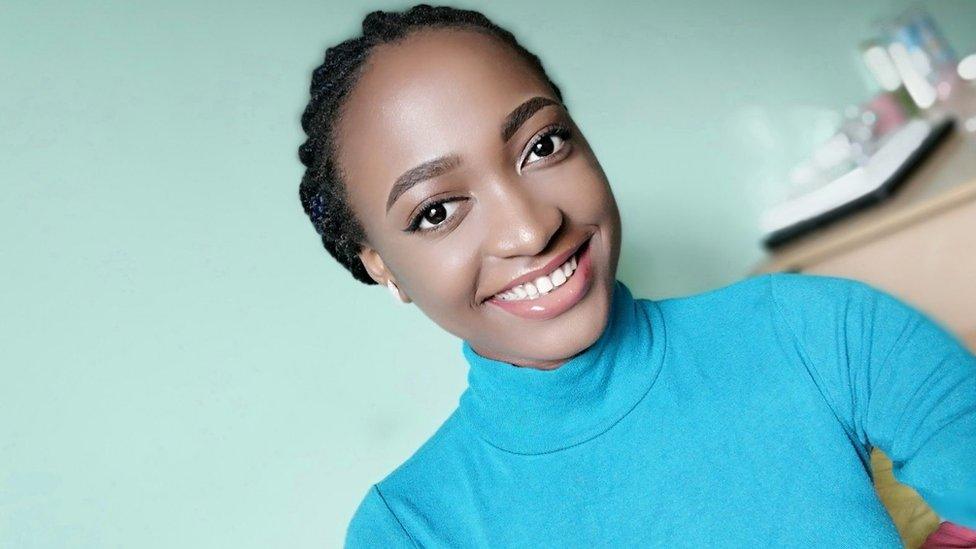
[297,3,564,284]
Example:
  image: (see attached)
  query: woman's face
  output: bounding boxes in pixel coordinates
[336,28,621,369]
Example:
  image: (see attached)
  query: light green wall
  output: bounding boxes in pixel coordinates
[2,1,974,546]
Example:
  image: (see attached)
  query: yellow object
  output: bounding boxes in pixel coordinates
[872,448,941,548]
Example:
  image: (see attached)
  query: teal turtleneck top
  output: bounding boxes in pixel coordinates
[345,273,976,547]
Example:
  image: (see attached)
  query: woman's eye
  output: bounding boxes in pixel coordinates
[413,199,463,231]
[523,126,571,167]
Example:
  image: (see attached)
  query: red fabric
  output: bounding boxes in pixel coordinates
[921,522,976,549]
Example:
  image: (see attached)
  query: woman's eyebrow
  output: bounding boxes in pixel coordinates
[386,154,461,213]
[385,96,561,214]
[501,96,561,143]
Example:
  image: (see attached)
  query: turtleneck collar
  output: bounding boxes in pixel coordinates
[458,280,667,455]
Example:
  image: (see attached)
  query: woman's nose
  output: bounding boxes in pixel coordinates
[483,182,563,259]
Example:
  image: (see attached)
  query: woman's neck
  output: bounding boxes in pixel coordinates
[458,280,669,454]
[467,342,571,371]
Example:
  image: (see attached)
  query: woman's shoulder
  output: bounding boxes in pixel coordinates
[374,408,468,489]
[645,273,774,322]
[639,272,882,346]
[365,406,483,514]
[647,272,869,315]
[345,409,476,544]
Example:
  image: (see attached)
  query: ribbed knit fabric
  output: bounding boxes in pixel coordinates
[345,273,976,548]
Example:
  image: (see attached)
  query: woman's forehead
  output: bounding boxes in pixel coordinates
[340,30,549,153]
[352,28,547,119]
[336,28,553,212]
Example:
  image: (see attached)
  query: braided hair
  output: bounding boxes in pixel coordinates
[297,4,565,284]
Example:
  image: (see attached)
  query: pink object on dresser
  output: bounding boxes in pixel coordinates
[921,522,976,549]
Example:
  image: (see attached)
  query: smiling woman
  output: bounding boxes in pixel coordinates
[296,4,976,548]
[299,5,621,370]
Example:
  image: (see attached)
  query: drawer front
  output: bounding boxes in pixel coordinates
[805,199,976,342]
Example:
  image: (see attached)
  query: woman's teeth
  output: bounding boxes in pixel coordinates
[494,255,578,301]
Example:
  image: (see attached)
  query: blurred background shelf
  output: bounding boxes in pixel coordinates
[753,127,976,350]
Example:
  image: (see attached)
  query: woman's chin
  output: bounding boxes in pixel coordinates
[481,272,614,368]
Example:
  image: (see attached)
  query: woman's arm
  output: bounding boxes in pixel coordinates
[769,273,976,529]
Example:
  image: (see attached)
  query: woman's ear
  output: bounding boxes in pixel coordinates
[358,246,411,303]
[357,246,389,285]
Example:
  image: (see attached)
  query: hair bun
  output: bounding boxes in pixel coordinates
[363,4,439,37]
[298,140,316,167]
[361,10,397,37]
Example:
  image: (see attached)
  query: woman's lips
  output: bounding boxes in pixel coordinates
[487,236,594,321]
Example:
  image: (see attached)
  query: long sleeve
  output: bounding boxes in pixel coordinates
[769,273,976,529]
[344,485,417,548]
